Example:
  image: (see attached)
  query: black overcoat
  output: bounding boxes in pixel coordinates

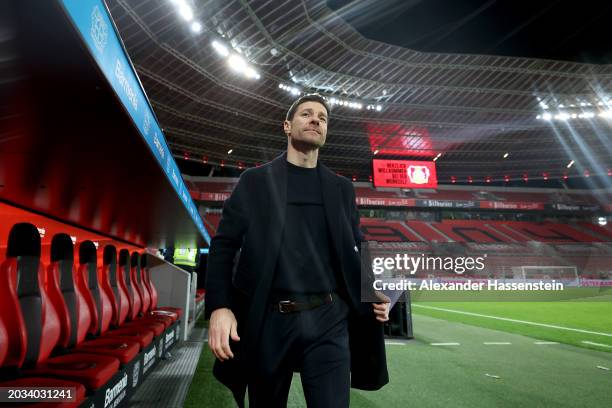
[204,153,389,406]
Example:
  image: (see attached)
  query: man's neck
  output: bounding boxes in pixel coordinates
[287,143,319,168]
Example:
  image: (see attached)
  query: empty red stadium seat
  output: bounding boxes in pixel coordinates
[128,252,173,328]
[116,250,165,336]
[45,234,91,349]
[404,221,450,242]
[435,220,511,243]
[99,246,154,348]
[0,314,8,366]
[141,254,182,321]
[72,241,139,364]
[97,246,118,334]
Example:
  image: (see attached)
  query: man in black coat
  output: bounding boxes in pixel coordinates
[205,94,389,407]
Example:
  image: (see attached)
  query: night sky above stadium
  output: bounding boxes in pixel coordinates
[327,0,612,64]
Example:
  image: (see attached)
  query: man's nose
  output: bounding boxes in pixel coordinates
[310,117,319,125]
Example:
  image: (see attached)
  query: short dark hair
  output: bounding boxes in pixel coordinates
[285,93,331,121]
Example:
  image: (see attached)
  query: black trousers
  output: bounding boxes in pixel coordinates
[248,294,351,408]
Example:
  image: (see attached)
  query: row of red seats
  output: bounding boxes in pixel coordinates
[364,219,607,244]
[0,223,182,407]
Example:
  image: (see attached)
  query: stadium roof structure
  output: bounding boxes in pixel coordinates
[107,0,612,185]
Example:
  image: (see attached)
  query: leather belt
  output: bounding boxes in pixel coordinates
[271,293,333,314]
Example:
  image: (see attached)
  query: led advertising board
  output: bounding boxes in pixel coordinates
[372,159,438,189]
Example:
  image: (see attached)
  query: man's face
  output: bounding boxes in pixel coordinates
[284,101,328,148]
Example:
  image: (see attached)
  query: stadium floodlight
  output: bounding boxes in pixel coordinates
[542,113,552,120]
[228,54,247,73]
[567,160,575,168]
[598,217,607,226]
[583,112,595,118]
[376,105,382,111]
[212,41,229,57]
[244,66,260,80]
[555,112,569,121]
[599,110,612,118]
[373,150,379,155]
[227,149,233,155]
[190,21,202,33]
[503,153,509,158]
[178,3,194,21]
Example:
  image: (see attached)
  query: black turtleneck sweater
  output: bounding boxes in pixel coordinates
[272,161,337,294]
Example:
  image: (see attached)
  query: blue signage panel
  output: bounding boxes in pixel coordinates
[59,0,209,244]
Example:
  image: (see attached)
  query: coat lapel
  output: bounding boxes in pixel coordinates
[244,153,287,365]
[318,162,343,263]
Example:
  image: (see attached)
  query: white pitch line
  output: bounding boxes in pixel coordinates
[414,304,612,337]
[582,341,612,348]
[430,342,460,346]
[597,366,610,371]
[483,342,512,345]
[535,341,559,345]
[385,341,406,346]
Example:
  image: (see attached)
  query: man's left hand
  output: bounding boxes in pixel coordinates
[372,291,391,322]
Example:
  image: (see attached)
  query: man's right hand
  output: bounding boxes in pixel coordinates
[208,308,240,361]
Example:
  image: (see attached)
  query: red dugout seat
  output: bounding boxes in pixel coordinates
[115,249,165,336]
[141,254,182,321]
[128,252,173,328]
[0,314,8,366]
[72,241,139,364]
[0,224,119,390]
[100,246,154,348]
[44,234,92,349]
[1,312,87,407]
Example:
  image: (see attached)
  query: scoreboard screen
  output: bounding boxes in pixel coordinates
[372,159,438,188]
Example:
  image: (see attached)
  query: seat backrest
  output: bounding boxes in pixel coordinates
[103,245,129,326]
[129,252,144,317]
[135,253,151,313]
[77,241,100,336]
[141,254,158,310]
[118,249,138,321]
[98,245,117,331]
[47,234,91,348]
[3,223,60,367]
[0,245,27,367]
[0,314,8,366]
[45,237,71,349]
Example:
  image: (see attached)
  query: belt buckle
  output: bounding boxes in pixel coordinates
[278,300,293,313]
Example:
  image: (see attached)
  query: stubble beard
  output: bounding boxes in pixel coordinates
[290,134,324,151]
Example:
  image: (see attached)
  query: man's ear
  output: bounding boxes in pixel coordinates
[283,120,291,136]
